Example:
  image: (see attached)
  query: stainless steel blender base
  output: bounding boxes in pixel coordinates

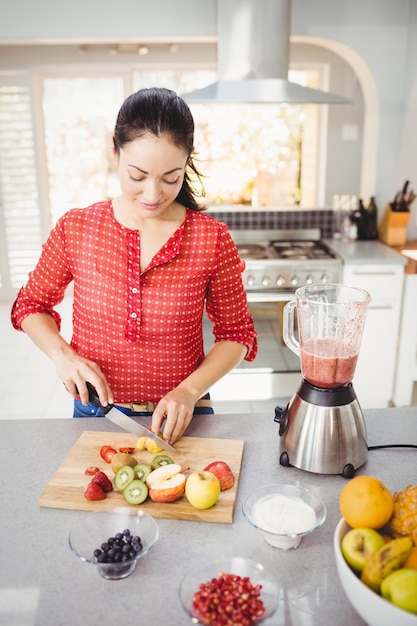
[275,380,368,477]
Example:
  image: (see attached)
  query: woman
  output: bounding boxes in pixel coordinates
[11,87,257,444]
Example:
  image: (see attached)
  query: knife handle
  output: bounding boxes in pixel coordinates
[82,382,114,415]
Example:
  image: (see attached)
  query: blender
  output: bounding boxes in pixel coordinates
[275,283,371,478]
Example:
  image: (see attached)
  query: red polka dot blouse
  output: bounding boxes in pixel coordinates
[11,201,258,403]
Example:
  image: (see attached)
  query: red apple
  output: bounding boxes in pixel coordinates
[146,463,186,503]
[203,460,235,491]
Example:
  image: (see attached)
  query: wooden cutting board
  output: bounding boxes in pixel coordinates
[38,431,245,524]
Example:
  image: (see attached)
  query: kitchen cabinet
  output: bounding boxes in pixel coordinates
[392,248,417,405]
[343,263,404,408]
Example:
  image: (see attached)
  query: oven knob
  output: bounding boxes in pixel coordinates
[291,276,299,287]
[246,274,255,287]
[276,275,286,287]
[320,274,329,284]
[306,274,314,285]
[262,276,271,287]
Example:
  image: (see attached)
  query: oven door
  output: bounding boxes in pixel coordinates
[207,290,302,402]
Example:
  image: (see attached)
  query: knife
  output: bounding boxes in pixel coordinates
[85,383,175,452]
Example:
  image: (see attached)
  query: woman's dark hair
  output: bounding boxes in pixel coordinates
[113,87,205,211]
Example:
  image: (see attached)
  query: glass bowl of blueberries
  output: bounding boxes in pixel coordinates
[69,508,159,580]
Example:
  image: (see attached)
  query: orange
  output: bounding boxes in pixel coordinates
[404,545,417,569]
[339,475,394,529]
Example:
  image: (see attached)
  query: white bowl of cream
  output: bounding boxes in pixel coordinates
[243,484,327,550]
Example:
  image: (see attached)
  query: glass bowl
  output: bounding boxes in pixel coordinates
[334,518,417,626]
[243,483,327,550]
[68,508,159,580]
[179,556,279,624]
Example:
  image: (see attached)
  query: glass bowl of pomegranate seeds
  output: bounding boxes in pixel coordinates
[69,508,159,580]
[243,483,327,551]
[179,556,279,625]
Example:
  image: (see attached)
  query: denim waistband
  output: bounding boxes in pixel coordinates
[73,395,214,418]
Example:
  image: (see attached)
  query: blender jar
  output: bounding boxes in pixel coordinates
[283,284,371,389]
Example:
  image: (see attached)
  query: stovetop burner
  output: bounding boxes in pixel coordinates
[270,240,337,261]
[230,229,343,297]
[235,239,337,262]
[236,244,271,260]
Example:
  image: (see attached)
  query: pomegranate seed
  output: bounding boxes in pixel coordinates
[192,571,265,626]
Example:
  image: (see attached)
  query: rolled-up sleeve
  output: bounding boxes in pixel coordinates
[206,225,258,362]
[11,216,73,331]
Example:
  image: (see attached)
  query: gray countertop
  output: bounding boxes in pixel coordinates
[325,238,407,265]
[1,408,416,626]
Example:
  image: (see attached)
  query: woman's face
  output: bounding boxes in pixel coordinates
[115,132,188,217]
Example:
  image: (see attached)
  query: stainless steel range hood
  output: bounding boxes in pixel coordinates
[182,0,350,104]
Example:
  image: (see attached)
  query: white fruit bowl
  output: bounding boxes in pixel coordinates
[243,483,327,550]
[179,557,279,624]
[334,518,417,626]
[69,508,159,580]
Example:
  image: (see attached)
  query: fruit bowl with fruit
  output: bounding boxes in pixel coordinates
[179,556,279,625]
[243,484,327,550]
[334,476,417,624]
[334,518,417,626]
[69,508,159,580]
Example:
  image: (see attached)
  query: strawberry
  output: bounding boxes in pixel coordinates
[84,481,106,501]
[92,470,113,492]
[84,466,100,476]
[100,445,117,463]
[119,447,135,454]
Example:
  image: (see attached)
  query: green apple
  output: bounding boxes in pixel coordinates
[341,527,385,572]
[381,568,417,614]
[185,471,220,509]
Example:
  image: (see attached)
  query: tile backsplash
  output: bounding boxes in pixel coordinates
[206,208,335,238]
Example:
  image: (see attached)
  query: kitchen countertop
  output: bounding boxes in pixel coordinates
[325,238,408,265]
[1,408,416,625]
[391,240,417,274]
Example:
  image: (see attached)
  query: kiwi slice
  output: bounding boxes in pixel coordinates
[151,454,174,470]
[123,479,148,505]
[114,465,135,491]
[134,463,151,482]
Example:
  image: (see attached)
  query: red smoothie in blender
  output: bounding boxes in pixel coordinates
[300,338,358,388]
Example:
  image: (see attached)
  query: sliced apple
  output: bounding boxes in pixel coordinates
[146,463,186,503]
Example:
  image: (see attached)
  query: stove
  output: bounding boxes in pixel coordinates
[230,229,342,302]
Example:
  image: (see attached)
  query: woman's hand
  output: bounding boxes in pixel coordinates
[21,312,113,407]
[151,389,197,444]
[55,350,113,408]
[151,340,247,444]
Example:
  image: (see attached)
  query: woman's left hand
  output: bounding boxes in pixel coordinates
[151,389,197,445]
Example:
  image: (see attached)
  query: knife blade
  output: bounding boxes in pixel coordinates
[85,383,175,452]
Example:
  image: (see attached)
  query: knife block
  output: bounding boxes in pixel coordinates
[379,203,410,245]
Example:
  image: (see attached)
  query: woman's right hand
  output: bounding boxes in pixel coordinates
[54,349,114,407]
[20,312,114,407]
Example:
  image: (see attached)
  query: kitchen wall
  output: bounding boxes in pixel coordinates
[1,0,416,238]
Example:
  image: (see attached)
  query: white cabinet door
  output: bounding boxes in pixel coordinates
[343,264,404,408]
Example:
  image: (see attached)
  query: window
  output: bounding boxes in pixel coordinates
[0,65,322,299]
[0,82,42,295]
[42,76,125,225]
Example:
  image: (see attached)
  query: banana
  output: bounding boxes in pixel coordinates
[361,536,414,592]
